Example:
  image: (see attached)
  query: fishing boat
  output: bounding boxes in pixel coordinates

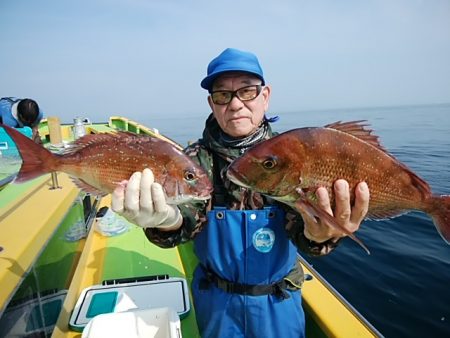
[0,117,383,338]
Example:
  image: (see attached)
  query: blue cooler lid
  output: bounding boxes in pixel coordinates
[0,126,33,157]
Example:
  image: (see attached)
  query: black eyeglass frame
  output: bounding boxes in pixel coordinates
[210,85,263,105]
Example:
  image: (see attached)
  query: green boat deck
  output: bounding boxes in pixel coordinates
[52,196,201,338]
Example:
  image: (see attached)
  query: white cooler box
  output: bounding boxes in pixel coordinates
[69,275,189,337]
[81,307,181,338]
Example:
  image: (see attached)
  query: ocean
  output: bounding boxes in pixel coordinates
[142,103,450,338]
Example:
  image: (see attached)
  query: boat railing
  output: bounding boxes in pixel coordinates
[298,254,384,337]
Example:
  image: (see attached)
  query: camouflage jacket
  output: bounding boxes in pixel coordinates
[144,114,341,256]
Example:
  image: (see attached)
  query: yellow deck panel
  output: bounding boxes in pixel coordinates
[300,257,380,337]
[0,174,80,313]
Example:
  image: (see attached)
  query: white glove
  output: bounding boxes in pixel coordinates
[111,168,182,229]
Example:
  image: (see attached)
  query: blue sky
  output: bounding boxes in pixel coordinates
[1,0,449,123]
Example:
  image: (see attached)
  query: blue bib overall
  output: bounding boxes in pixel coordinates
[192,206,305,338]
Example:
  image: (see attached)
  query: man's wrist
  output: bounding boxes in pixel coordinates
[157,208,182,231]
[302,233,342,256]
[303,228,333,244]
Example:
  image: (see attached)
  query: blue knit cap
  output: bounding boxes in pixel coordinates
[201,48,265,92]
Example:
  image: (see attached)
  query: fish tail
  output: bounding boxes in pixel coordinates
[1,124,59,182]
[427,195,450,244]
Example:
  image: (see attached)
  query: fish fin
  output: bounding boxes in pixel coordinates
[323,120,428,194]
[1,124,58,183]
[59,131,150,155]
[71,177,107,197]
[324,120,388,152]
[428,195,450,244]
[59,132,123,154]
[325,121,432,198]
[294,197,370,254]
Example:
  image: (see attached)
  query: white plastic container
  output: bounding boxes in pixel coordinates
[69,276,190,332]
[81,307,181,338]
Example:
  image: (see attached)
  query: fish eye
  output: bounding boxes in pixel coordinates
[262,157,277,169]
[184,170,196,181]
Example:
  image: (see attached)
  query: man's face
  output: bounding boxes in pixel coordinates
[208,73,271,138]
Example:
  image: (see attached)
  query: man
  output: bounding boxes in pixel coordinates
[0,97,43,143]
[112,48,370,337]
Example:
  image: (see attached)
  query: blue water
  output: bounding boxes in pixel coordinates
[141,103,450,338]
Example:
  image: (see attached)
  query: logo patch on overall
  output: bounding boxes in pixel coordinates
[252,228,275,253]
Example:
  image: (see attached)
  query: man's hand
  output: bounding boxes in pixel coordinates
[302,180,370,243]
[111,168,182,231]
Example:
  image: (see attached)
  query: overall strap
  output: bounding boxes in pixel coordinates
[199,261,304,300]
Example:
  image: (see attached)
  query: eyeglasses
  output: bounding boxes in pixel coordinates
[210,85,263,105]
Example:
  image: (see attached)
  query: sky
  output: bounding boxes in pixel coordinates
[1,0,450,123]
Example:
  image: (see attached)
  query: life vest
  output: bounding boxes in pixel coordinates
[0,97,21,125]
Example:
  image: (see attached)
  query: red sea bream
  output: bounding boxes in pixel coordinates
[2,124,212,204]
[227,121,450,250]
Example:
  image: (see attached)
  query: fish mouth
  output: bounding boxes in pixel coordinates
[270,194,298,203]
[166,193,211,205]
[227,168,299,200]
[226,169,252,189]
[165,180,212,205]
